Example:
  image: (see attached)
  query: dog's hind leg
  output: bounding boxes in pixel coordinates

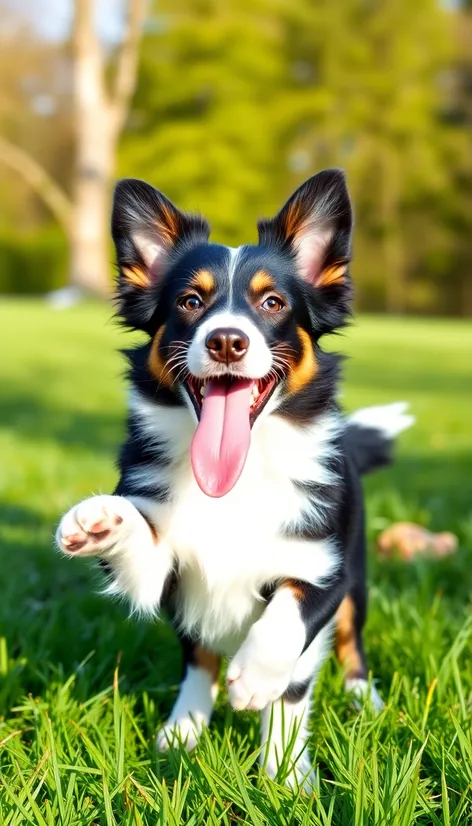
[335,587,383,712]
[156,636,220,752]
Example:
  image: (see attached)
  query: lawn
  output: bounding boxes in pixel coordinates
[0,299,471,825]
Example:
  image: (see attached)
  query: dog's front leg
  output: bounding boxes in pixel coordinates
[227,574,346,790]
[226,587,305,712]
[227,572,346,712]
[56,494,174,615]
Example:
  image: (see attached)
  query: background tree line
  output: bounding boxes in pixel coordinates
[0,0,471,315]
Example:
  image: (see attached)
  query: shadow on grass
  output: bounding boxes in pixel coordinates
[0,498,181,712]
[0,378,124,457]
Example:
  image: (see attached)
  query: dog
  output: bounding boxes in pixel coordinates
[56,169,413,789]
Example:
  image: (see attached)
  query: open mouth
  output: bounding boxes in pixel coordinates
[185,374,278,499]
[185,374,278,426]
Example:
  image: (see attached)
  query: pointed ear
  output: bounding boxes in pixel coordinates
[112,178,210,327]
[258,169,353,290]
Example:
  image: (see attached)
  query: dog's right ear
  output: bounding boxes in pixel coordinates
[112,179,210,329]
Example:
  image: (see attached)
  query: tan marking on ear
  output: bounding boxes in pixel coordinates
[189,269,215,294]
[249,270,275,295]
[335,596,363,679]
[148,324,173,388]
[318,262,347,287]
[156,203,180,246]
[287,327,317,394]
[122,265,150,288]
[284,201,304,240]
[194,644,221,683]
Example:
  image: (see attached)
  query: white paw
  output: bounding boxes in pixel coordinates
[56,495,140,558]
[156,717,203,752]
[227,652,295,711]
[345,677,384,713]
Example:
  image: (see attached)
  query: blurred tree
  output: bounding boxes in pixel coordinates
[0,14,73,232]
[448,0,472,315]
[121,0,463,314]
[0,0,146,297]
[0,0,470,314]
[120,0,291,244]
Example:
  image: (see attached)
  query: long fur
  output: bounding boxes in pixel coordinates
[56,169,412,790]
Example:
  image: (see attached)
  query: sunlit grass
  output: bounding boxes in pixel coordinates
[0,299,471,823]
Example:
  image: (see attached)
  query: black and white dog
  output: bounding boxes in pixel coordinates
[56,169,412,788]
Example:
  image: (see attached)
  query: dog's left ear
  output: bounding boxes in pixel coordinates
[258,169,352,291]
[112,178,210,329]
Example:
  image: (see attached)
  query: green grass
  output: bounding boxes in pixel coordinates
[0,299,471,825]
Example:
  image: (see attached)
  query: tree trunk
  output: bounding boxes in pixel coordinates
[70,126,114,295]
[70,0,113,295]
[69,0,145,295]
[0,0,144,298]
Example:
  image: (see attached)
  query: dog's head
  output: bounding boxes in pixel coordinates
[112,170,353,497]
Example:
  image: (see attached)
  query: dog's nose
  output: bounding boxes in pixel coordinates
[205,328,249,364]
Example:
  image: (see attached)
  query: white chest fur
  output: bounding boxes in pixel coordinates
[128,392,342,652]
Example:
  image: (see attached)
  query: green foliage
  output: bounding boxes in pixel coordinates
[118,0,471,314]
[121,0,290,245]
[0,301,471,822]
[0,229,68,295]
[1,0,471,312]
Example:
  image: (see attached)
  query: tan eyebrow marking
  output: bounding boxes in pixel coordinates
[249,270,276,295]
[188,269,215,294]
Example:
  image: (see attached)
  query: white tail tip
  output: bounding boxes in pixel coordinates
[348,402,415,439]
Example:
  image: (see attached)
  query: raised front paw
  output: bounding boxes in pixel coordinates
[227,649,295,711]
[56,495,137,558]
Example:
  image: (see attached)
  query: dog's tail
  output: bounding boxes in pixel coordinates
[344,402,414,476]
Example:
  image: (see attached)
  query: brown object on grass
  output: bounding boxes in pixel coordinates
[377,522,458,561]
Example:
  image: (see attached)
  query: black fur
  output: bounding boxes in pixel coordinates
[343,423,394,475]
[106,170,400,706]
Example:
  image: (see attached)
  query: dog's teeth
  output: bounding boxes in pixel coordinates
[200,385,205,397]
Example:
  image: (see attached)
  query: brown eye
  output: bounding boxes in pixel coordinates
[261,295,284,313]
[180,294,203,312]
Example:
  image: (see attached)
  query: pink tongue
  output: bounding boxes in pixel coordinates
[190,379,253,497]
